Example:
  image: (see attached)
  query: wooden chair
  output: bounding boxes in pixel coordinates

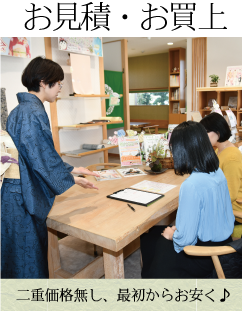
[86,163,120,256]
[143,125,159,134]
[184,210,242,279]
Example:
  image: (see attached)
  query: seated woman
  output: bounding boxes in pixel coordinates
[140,121,235,278]
[200,112,242,225]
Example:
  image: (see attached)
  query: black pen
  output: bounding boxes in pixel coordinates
[127,203,136,212]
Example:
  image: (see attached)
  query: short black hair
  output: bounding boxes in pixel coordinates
[169,121,219,176]
[200,113,231,142]
[22,56,64,92]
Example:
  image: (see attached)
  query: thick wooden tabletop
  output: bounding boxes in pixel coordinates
[47,166,188,252]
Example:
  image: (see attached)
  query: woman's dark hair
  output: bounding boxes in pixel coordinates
[22,56,64,92]
[200,112,231,142]
[169,121,219,176]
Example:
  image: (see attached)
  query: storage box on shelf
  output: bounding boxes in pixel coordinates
[197,86,242,136]
[168,47,186,124]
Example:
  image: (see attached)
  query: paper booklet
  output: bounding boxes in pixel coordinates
[94,170,121,181]
[117,168,146,178]
[118,136,142,166]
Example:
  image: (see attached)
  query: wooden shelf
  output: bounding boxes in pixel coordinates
[197,87,242,137]
[197,87,242,92]
[170,99,180,102]
[61,145,118,158]
[170,72,180,75]
[58,121,123,130]
[57,94,123,100]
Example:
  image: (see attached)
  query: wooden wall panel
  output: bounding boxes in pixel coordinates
[192,38,207,111]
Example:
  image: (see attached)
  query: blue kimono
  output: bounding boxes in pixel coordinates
[1,93,75,278]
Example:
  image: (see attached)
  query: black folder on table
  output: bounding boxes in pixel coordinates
[107,188,164,207]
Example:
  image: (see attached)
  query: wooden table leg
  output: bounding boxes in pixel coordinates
[48,228,61,278]
[103,248,124,279]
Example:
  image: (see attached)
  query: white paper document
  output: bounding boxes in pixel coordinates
[109,188,162,205]
[70,53,93,94]
[131,180,177,194]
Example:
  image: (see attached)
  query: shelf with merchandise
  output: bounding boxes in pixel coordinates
[168,47,186,124]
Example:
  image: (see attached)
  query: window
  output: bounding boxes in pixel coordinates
[129,91,169,106]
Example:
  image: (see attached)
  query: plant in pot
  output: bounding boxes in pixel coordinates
[209,74,220,87]
[148,140,165,172]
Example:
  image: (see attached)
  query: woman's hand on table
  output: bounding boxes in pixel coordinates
[161,226,175,240]
[72,167,100,177]
[74,176,99,190]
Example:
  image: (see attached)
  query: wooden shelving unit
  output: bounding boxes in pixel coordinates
[58,121,123,130]
[44,37,131,163]
[60,144,118,158]
[197,86,242,136]
[56,89,123,159]
[168,47,186,124]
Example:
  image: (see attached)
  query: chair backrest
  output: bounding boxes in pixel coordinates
[184,210,242,279]
[86,163,119,171]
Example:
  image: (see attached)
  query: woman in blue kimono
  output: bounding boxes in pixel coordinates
[1,56,99,278]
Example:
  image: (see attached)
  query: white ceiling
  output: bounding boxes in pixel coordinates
[103,37,187,57]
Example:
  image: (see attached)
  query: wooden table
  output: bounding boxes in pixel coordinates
[130,122,151,132]
[47,166,187,279]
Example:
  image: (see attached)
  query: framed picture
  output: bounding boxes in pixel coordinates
[58,37,103,57]
[225,66,242,87]
[1,37,31,58]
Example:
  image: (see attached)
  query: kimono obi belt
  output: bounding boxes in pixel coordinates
[0,148,20,181]
[4,148,20,179]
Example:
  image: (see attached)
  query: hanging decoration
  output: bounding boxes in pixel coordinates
[105,84,120,115]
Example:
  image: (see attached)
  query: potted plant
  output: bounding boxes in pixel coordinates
[209,74,220,87]
[148,140,165,172]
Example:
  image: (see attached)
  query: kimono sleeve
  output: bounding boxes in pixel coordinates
[173,181,201,253]
[19,113,75,195]
[63,162,74,172]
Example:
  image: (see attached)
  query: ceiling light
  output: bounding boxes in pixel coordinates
[167,42,173,45]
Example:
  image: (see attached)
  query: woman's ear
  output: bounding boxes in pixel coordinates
[39,80,46,89]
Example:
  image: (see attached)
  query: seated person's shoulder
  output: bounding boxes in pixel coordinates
[226,147,242,162]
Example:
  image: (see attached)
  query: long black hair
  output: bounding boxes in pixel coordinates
[22,56,64,92]
[169,121,219,176]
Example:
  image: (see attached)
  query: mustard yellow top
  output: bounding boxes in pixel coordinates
[217,147,242,223]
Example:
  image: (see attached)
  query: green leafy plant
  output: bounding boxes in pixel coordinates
[148,140,165,172]
[209,74,220,83]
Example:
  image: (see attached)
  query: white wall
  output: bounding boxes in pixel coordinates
[207,37,242,87]
[103,41,123,154]
[1,37,51,120]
